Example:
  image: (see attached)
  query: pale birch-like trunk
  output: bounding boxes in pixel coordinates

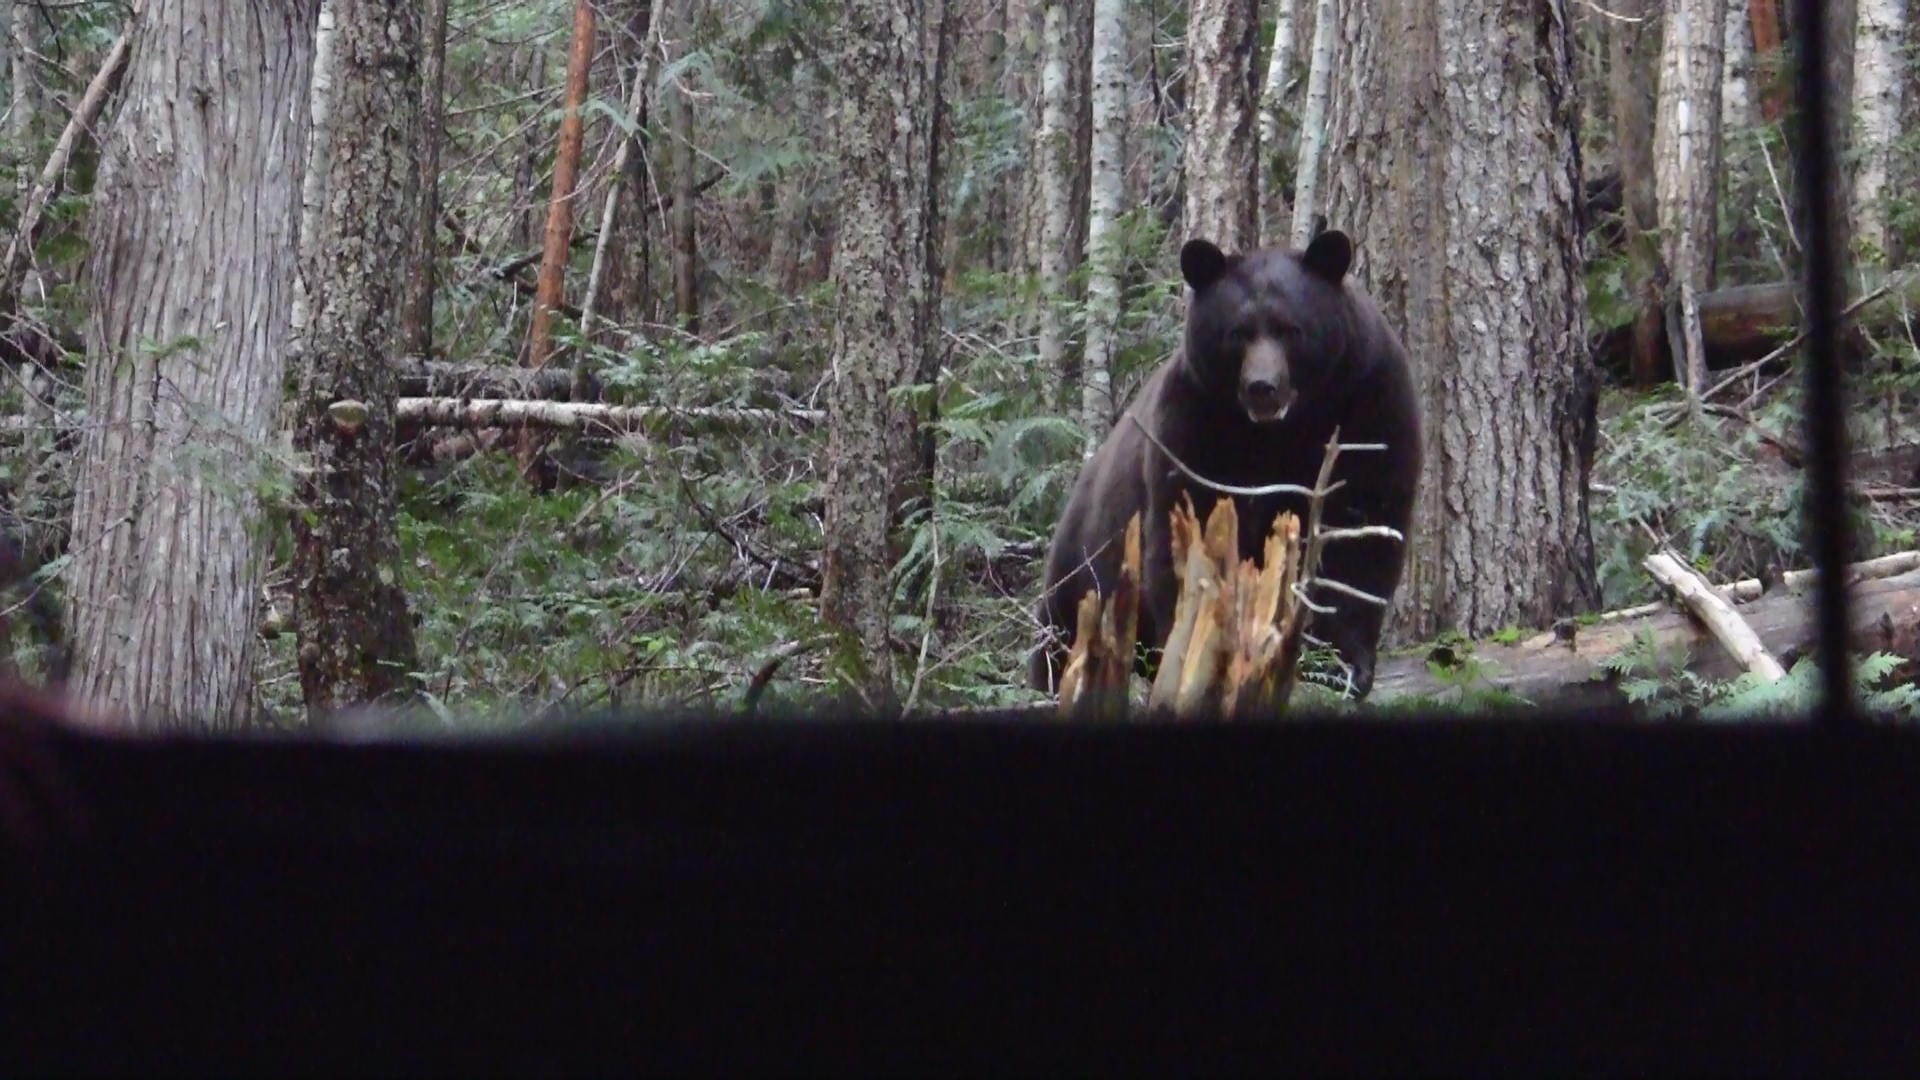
[1853,0,1906,263]
[1723,0,1756,133]
[1081,0,1127,448]
[1287,0,1336,250]
[820,0,950,710]
[288,0,423,719]
[1257,0,1298,247]
[290,0,338,343]
[1036,0,1077,406]
[1654,0,1725,406]
[1322,0,1598,642]
[1184,0,1258,251]
[579,17,654,344]
[69,0,321,728]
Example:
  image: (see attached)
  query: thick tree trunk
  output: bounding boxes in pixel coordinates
[288,0,424,720]
[1654,0,1726,405]
[68,0,321,728]
[820,0,950,710]
[1081,0,1126,448]
[399,0,450,360]
[1612,0,1666,387]
[1322,0,1599,642]
[1287,0,1336,250]
[1184,0,1258,251]
[528,0,594,371]
[1036,0,1077,407]
[1852,0,1906,263]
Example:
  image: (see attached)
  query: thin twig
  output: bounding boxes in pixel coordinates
[1124,413,1380,499]
[902,510,942,714]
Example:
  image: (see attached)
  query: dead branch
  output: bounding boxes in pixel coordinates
[391,397,823,431]
[0,7,139,309]
[1644,551,1787,681]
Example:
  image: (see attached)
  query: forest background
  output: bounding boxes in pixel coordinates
[1,0,1917,729]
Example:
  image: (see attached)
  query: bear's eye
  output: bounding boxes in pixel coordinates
[1227,326,1254,348]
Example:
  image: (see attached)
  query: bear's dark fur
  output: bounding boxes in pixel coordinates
[1029,229,1420,700]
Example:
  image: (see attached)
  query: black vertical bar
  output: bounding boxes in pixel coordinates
[1788,0,1857,723]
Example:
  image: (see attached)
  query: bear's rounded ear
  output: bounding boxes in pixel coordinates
[1180,239,1231,291]
[1303,229,1353,283]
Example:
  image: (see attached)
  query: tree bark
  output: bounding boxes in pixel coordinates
[1287,0,1336,250]
[528,0,595,371]
[1257,0,1298,246]
[6,0,41,149]
[667,5,699,335]
[288,0,424,720]
[1322,0,1599,642]
[1036,0,1077,407]
[68,0,321,729]
[1654,0,1726,406]
[819,0,950,710]
[290,0,338,343]
[1184,0,1258,252]
[578,3,654,351]
[1751,0,1788,121]
[1723,0,1756,132]
[1852,0,1906,263]
[399,0,451,360]
[1611,0,1666,387]
[1081,0,1126,449]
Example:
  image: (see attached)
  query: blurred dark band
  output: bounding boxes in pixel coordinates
[1790,0,1857,722]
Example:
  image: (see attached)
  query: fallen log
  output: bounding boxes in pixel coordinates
[1644,551,1786,682]
[395,358,596,400]
[1370,564,1920,708]
[1592,267,1920,380]
[391,397,824,431]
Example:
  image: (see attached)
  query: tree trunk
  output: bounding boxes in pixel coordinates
[1184,0,1258,251]
[1081,0,1126,448]
[1852,0,1905,263]
[288,0,424,720]
[290,0,338,344]
[1322,0,1599,642]
[7,0,41,149]
[819,0,950,710]
[1654,0,1726,405]
[68,0,321,729]
[1037,0,1077,407]
[528,0,594,371]
[1287,0,1337,250]
[578,2,654,351]
[399,0,450,360]
[667,7,699,336]
[1751,0,1788,121]
[616,0,657,332]
[1723,0,1756,132]
[1257,0,1298,246]
[1612,0,1667,387]
[1818,0,1858,282]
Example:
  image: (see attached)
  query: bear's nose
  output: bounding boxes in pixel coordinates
[1246,380,1282,406]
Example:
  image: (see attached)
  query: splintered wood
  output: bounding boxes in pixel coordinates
[1056,495,1311,720]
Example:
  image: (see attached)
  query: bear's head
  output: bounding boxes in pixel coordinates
[1178,229,1356,425]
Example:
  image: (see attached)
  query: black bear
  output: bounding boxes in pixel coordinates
[1029,229,1420,700]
